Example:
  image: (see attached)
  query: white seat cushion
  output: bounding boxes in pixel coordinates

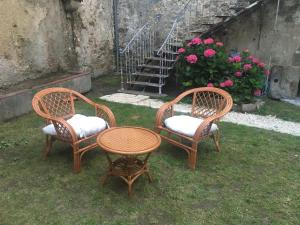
[164,115,218,137]
[42,114,108,138]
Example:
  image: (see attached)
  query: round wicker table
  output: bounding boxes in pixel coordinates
[97,127,161,195]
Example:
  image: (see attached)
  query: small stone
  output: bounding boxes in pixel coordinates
[240,103,257,112]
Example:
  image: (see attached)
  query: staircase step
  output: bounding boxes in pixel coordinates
[230,6,245,11]
[133,72,169,78]
[201,22,215,26]
[145,57,176,63]
[138,64,173,70]
[191,16,213,22]
[190,29,205,34]
[154,50,179,55]
[167,42,183,48]
[215,15,231,18]
[127,81,163,88]
[190,24,216,34]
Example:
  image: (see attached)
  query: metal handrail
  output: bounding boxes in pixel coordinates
[156,19,179,55]
[119,0,256,95]
[120,22,150,54]
[156,0,196,55]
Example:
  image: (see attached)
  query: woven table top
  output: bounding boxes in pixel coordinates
[97,127,161,155]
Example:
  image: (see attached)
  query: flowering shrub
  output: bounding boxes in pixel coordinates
[176,37,230,92]
[176,37,269,103]
[226,50,269,103]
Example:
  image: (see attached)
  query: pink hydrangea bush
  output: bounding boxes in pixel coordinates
[204,38,214,44]
[185,54,198,64]
[204,49,216,57]
[227,49,267,103]
[178,48,186,53]
[176,37,268,103]
[176,37,230,91]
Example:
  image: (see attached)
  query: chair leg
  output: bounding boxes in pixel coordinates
[73,146,81,173]
[188,143,198,170]
[212,130,221,152]
[44,135,54,158]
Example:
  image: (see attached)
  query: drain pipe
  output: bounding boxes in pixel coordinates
[113,0,120,72]
[265,0,281,95]
[274,0,281,29]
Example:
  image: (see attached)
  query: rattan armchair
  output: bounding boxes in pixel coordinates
[155,87,233,170]
[32,87,116,172]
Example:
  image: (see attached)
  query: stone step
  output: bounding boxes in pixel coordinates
[190,29,205,34]
[215,15,231,18]
[145,57,176,63]
[200,22,216,26]
[127,81,163,88]
[132,72,169,78]
[230,6,246,12]
[189,25,213,33]
[167,42,183,48]
[138,64,173,70]
[154,49,179,56]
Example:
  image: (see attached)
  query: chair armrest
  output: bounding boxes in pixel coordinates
[155,102,174,128]
[51,118,78,143]
[70,91,116,127]
[155,90,194,129]
[95,104,116,127]
[193,116,219,141]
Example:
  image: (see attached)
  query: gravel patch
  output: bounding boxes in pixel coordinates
[100,93,300,136]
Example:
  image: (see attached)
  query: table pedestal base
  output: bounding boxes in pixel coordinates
[102,153,152,196]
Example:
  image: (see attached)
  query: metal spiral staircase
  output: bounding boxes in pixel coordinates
[119,0,262,96]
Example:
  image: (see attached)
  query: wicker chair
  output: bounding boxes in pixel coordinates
[32,87,116,172]
[155,87,233,170]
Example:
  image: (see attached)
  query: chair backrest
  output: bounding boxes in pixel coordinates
[32,88,76,119]
[190,87,233,118]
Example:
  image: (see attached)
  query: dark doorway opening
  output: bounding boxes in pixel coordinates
[297,80,300,97]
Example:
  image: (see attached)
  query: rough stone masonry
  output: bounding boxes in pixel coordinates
[0,0,114,88]
[0,0,241,88]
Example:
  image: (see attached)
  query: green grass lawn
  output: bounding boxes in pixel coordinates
[0,98,299,225]
[254,97,300,123]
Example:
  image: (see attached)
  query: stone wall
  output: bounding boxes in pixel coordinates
[213,0,300,98]
[0,0,241,88]
[72,0,114,78]
[117,0,239,47]
[118,0,185,46]
[0,0,76,87]
[1,0,298,97]
[0,0,114,88]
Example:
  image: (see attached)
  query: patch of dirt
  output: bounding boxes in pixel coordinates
[130,115,140,120]
[88,74,120,98]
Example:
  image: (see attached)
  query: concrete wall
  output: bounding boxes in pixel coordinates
[72,0,114,78]
[215,0,300,66]
[0,0,76,87]
[213,0,300,98]
[0,0,114,88]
